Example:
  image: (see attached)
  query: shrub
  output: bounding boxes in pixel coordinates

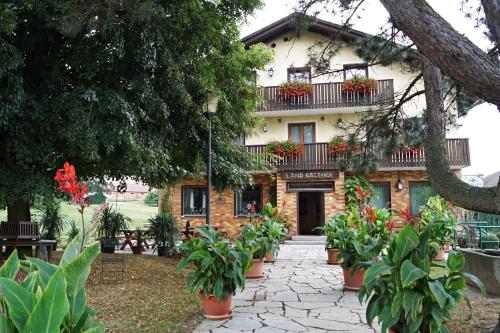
[144,190,158,207]
[96,207,130,239]
[480,233,499,249]
[0,236,104,332]
[359,224,484,333]
[67,220,80,241]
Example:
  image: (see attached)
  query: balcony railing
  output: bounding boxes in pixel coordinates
[257,79,394,112]
[246,139,470,171]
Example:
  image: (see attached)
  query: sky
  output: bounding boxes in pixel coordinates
[239,0,500,178]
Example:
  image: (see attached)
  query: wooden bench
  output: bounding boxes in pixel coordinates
[0,221,56,260]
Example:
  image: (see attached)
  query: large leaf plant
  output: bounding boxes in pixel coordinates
[358,223,485,333]
[0,235,103,332]
[176,226,252,301]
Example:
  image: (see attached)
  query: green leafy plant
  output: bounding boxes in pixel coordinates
[358,223,485,333]
[0,236,104,332]
[37,199,65,241]
[345,177,374,211]
[480,233,499,249]
[318,215,343,249]
[144,190,158,207]
[261,202,290,237]
[239,223,268,260]
[96,206,130,239]
[177,226,252,301]
[420,195,456,247]
[258,219,287,258]
[148,212,178,254]
[66,220,80,242]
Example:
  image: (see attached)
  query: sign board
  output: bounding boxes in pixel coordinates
[283,170,339,181]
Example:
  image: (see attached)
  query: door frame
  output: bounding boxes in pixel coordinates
[297,191,325,235]
[287,122,316,144]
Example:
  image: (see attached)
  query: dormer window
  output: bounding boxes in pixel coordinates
[343,64,369,80]
[288,67,311,83]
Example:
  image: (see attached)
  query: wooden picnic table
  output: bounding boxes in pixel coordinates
[120,229,150,251]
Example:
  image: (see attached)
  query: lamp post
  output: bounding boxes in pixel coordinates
[203,93,220,225]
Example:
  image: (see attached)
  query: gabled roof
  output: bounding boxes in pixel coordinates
[241,14,371,47]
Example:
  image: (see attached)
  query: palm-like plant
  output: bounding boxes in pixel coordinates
[96,207,130,239]
[147,212,178,256]
[38,199,65,241]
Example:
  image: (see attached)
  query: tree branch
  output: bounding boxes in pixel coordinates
[481,0,500,49]
[421,55,500,214]
[379,0,500,108]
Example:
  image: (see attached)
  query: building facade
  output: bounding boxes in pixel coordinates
[164,16,470,238]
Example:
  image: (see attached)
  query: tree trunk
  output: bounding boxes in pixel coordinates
[7,200,31,223]
[481,0,500,48]
[158,185,173,214]
[379,0,500,108]
[421,56,500,214]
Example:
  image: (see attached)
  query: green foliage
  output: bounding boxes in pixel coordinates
[0,0,272,207]
[147,212,178,250]
[96,206,130,239]
[37,198,65,240]
[260,202,290,240]
[144,190,158,207]
[257,218,287,258]
[0,237,104,332]
[480,233,499,249]
[177,226,252,301]
[420,195,456,246]
[239,222,268,260]
[66,220,79,241]
[318,215,343,249]
[87,181,107,205]
[358,224,485,333]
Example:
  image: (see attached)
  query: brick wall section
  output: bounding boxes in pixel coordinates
[169,174,274,239]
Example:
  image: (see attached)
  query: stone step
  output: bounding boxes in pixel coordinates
[284,240,326,245]
[291,235,326,241]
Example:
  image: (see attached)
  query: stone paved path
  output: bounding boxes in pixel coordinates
[193,245,377,333]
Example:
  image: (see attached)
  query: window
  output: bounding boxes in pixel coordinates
[343,64,368,80]
[288,123,316,144]
[409,182,436,215]
[235,186,262,215]
[182,187,206,216]
[371,183,391,209]
[288,67,311,83]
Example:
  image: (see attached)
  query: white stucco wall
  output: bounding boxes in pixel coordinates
[247,30,425,145]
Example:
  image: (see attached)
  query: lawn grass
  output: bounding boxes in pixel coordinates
[70,253,202,333]
[0,200,158,235]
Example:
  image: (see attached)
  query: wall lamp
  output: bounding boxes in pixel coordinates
[268,67,274,77]
[336,118,345,129]
[396,178,404,191]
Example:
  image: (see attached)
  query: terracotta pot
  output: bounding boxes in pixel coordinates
[264,252,275,263]
[434,249,446,261]
[326,248,343,265]
[343,268,365,291]
[200,293,233,320]
[443,242,450,252]
[246,259,265,279]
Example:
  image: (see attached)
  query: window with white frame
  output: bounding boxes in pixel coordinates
[235,186,262,215]
[182,187,206,216]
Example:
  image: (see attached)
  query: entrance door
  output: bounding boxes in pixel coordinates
[298,192,324,235]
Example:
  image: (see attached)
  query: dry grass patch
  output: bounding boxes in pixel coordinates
[65,253,202,333]
[449,291,500,333]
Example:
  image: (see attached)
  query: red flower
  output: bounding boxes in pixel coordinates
[365,206,377,223]
[399,206,420,226]
[273,207,279,216]
[355,186,363,197]
[55,162,90,209]
[385,221,396,232]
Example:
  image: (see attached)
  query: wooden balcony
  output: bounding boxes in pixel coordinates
[245,139,470,171]
[257,79,394,113]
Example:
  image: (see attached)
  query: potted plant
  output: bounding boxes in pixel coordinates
[358,223,485,333]
[96,205,130,253]
[278,82,313,101]
[131,229,145,255]
[318,216,343,265]
[341,75,377,94]
[148,212,178,256]
[261,202,290,243]
[328,136,361,158]
[259,218,287,263]
[38,198,65,250]
[266,140,303,159]
[239,223,268,278]
[177,226,252,320]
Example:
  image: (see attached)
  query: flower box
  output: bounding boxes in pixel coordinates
[266,141,303,159]
[341,76,377,94]
[278,82,313,101]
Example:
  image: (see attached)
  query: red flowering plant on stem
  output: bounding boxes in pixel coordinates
[341,75,377,94]
[54,162,92,251]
